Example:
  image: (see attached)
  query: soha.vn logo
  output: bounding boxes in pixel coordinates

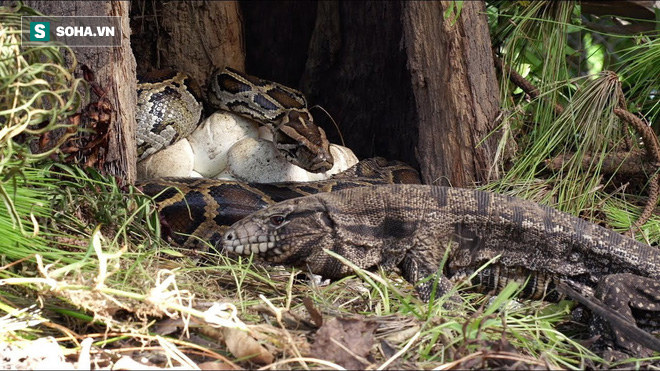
[30,22,50,41]
[30,22,115,41]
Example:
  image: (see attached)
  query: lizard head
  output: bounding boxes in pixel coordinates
[220,196,334,265]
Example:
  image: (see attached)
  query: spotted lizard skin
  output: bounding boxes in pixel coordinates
[222,184,660,357]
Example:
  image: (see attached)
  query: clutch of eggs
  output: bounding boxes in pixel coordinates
[137,111,358,182]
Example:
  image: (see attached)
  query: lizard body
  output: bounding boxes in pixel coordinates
[221,185,660,355]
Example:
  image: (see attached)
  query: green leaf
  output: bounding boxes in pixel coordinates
[159,249,185,257]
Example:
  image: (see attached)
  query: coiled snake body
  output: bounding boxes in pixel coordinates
[137,69,419,249]
[141,157,421,249]
[137,67,333,172]
[136,70,204,160]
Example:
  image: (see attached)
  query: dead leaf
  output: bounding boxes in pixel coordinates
[152,317,185,336]
[221,327,273,365]
[197,361,236,370]
[312,317,377,369]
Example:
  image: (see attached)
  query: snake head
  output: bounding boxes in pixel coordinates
[274,110,334,173]
[207,67,334,173]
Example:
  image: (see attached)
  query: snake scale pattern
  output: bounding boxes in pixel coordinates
[136,70,204,160]
[140,158,421,250]
[137,69,420,250]
[137,67,333,172]
[207,67,333,173]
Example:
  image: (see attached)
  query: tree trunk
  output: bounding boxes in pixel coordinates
[244,1,501,186]
[21,0,501,187]
[23,0,138,183]
[131,1,244,85]
[242,1,317,87]
[402,1,501,186]
[20,0,245,184]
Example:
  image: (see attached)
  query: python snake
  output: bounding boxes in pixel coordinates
[136,70,204,160]
[140,157,421,250]
[137,70,419,250]
[137,67,333,172]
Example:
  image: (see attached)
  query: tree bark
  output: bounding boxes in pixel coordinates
[244,1,501,186]
[402,1,501,186]
[299,2,420,173]
[23,0,138,183]
[21,0,245,184]
[131,1,244,86]
[22,0,501,187]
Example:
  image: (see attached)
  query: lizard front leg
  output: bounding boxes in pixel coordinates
[398,231,456,302]
[399,254,454,302]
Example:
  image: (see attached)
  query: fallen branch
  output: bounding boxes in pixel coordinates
[613,107,660,235]
[545,150,656,176]
[629,172,660,237]
[613,108,660,165]
[493,56,564,116]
